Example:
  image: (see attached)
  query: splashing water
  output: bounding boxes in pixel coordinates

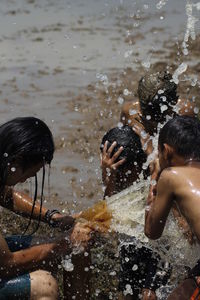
[172,1,200,85]
[182,0,200,55]
[156,0,168,10]
[172,63,188,84]
[107,180,200,281]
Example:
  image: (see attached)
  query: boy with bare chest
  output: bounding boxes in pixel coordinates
[145,115,200,299]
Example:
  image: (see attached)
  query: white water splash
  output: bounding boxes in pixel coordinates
[172,63,188,84]
[107,182,200,279]
[182,1,200,55]
[156,0,168,10]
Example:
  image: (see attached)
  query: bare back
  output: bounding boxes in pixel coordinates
[171,164,200,241]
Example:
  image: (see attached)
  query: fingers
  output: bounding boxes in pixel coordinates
[107,141,117,156]
[132,124,140,136]
[111,146,123,161]
[132,120,146,137]
[102,140,124,170]
[112,158,126,170]
[102,140,108,155]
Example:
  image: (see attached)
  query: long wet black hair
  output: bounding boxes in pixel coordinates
[0,117,55,234]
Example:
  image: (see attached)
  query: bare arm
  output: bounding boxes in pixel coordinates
[145,170,174,239]
[172,203,195,244]
[0,231,71,278]
[0,188,75,230]
[0,221,93,279]
[0,188,48,221]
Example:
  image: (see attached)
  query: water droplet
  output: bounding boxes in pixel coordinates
[117,122,123,128]
[125,257,129,262]
[132,264,138,271]
[129,109,137,115]
[62,258,74,272]
[172,63,188,84]
[123,89,131,96]
[11,167,16,172]
[142,60,151,69]
[3,153,8,157]
[118,97,124,105]
[156,0,168,10]
[124,50,133,58]
[109,271,116,276]
[158,89,164,94]
[161,104,168,113]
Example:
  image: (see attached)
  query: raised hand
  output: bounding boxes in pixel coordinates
[70,222,93,248]
[101,141,126,197]
[132,120,153,156]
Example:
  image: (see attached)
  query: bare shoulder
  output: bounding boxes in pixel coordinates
[159,167,181,185]
[159,167,190,190]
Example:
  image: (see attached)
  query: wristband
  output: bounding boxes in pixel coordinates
[45,209,61,228]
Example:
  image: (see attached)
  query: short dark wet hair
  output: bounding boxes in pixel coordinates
[138,71,178,122]
[100,125,146,170]
[159,115,200,160]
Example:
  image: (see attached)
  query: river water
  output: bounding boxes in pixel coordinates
[0,0,199,213]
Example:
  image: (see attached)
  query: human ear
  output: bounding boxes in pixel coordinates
[163,143,174,163]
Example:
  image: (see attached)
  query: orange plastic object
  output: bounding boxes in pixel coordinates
[190,277,200,300]
[78,201,112,233]
[190,288,200,300]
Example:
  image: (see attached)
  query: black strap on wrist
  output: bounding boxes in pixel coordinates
[44,209,60,227]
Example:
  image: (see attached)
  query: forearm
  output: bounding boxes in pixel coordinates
[103,175,117,198]
[145,184,159,239]
[2,188,48,221]
[101,166,117,198]
[1,239,70,278]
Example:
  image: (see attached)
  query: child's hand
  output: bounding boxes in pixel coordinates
[101,141,125,187]
[142,288,157,300]
[51,214,75,231]
[70,222,93,248]
[132,120,153,156]
[101,141,125,171]
[149,158,161,181]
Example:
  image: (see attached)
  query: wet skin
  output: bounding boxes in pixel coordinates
[145,157,200,242]
[121,98,197,134]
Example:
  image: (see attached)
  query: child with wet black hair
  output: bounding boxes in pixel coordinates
[0,117,91,300]
[100,125,147,198]
[100,125,170,300]
[120,70,197,161]
[121,70,197,131]
[145,115,200,300]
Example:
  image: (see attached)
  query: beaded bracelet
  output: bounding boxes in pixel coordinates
[44,209,61,227]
